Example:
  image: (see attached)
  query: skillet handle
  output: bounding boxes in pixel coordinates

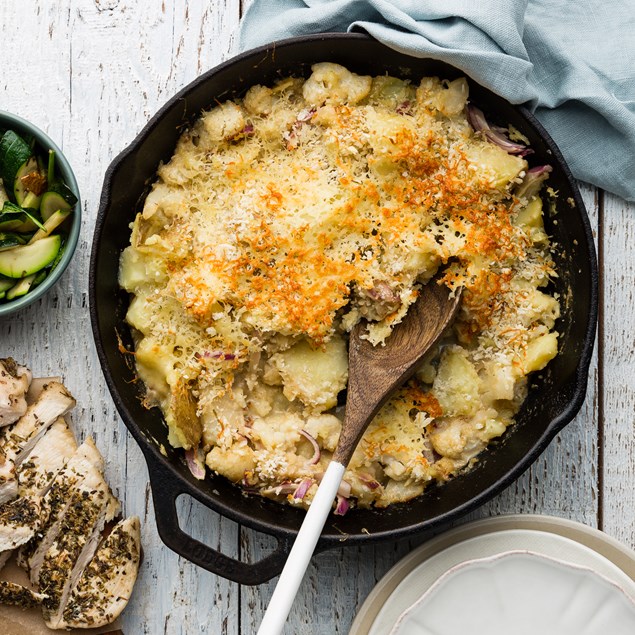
[145,451,294,586]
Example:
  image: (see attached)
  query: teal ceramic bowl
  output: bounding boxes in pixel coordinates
[0,111,81,316]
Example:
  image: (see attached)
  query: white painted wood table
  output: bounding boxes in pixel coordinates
[1,2,633,633]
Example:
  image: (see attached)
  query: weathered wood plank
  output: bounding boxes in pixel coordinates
[601,191,635,547]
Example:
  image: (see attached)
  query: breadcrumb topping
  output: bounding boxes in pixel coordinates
[120,64,560,510]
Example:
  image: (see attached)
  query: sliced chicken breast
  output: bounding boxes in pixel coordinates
[24,438,105,581]
[0,367,141,627]
[26,376,62,405]
[0,546,11,573]
[38,462,120,629]
[18,418,78,497]
[60,516,141,629]
[0,358,32,427]
[0,497,41,552]
[0,419,78,559]
[0,382,76,505]
[0,581,47,608]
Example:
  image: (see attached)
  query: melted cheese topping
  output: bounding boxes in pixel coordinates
[120,64,559,510]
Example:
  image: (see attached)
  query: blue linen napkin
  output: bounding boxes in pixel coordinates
[239,0,635,201]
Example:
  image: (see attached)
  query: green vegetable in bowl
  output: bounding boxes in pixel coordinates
[0,201,45,232]
[0,128,78,303]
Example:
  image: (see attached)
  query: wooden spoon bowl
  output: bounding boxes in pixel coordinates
[335,282,463,465]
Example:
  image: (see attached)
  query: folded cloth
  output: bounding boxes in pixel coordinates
[239,0,635,201]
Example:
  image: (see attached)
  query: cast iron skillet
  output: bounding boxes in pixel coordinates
[90,33,598,585]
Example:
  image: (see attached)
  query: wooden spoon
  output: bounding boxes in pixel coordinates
[257,281,462,635]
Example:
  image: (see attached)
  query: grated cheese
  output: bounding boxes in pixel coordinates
[119,63,560,510]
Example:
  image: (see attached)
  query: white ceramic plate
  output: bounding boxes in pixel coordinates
[350,516,635,635]
[390,550,635,635]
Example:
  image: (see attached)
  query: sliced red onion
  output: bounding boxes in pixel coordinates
[527,165,553,176]
[284,109,316,150]
[365,281,400,304]
[293,478,313,501]
[299,429,321,464]
[515,165,553,200]
[467,105,531,156]
[200,350,236,360]
[296,108,316,122]
[484,129,533,156]
[396,100,412,115]
[241,474,258,492]
[262,481,297,496]
[338,480,351,498]
[185,448,206,480]
[277,481,298,495]
[334,495,350,516]
[421,447,436,464]
[315,471,352,497]
[358,473,380,490]
[283,129,298,149]
[229,124,254,141]
[467,104,489,133]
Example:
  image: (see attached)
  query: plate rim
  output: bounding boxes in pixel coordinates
[389,549,635,635]
[349,514,635,635]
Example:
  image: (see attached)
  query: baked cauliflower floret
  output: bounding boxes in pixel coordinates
[243,84,275,115]
[206,443,256,482]
[428,416,485,461]
[302,62,372,106]
[415,77,469,118]
[303,414,342,453]
[251,413,304,452]
[201,101,246,142]
[367,75,416,110]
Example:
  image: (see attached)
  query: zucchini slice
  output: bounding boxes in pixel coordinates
[0,275,14,293]
[0,131,32,197]
[47,236,66,271]
[0,201,45,232]
[5,274,36,300]
[28,209,71,244]
[0,234,61,278]
[0,232,26,252]
[40,181,77,220]
[0,179,8,206]
[33,269,48,286]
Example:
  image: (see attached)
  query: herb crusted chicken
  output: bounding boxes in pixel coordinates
[0,360,141,629]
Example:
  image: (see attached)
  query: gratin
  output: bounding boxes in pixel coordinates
[119,63,559,511]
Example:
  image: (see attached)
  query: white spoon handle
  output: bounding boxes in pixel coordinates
[257,460,346,635]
